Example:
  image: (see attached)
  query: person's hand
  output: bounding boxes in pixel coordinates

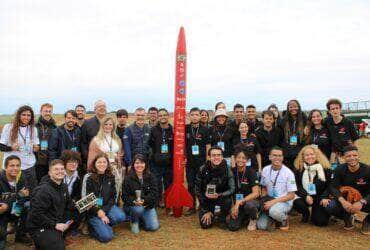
[263,199,276,211]
[134,200,144,206]
[33,144,40,152]
[349,202,363,214]
[205,193,219,199]
[0,203,9,214]
[303,126,310,136]
[306,195,313,205]
[55,223,70,232]
[340,199,353,213]
[11,143,20,151]
[231,204,239,219]
[201,212,213,226]
[101,216,110,225]
[320,199,331,207]
[19,188,30,197]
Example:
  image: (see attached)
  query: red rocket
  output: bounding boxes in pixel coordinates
[164,27,193,217]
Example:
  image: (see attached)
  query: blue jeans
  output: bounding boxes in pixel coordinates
[88,205,127,242]
[129,206,160,231]
[257,201,292,230]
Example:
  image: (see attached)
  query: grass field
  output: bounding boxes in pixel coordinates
[1,117,369,249]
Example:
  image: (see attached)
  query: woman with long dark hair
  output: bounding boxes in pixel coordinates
[85,153,126,242]
[200,109,210,128]
[0,105,39,191]
[305,109,332,159]
[122,154,159,234]
[281,100,307,169]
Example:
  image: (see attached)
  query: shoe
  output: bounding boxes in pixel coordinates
[279,217,290,231]
[344,215,354,230]
[184,208,196,216]
[79,222,89,236]
[131,222,140,234]
[361,216,370,235]
[301,213,310,223]
[247,219,257,231]
[266,218,276,232]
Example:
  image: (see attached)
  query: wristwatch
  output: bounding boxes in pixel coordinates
[359,199,367,206]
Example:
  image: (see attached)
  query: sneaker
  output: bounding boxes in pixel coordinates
[247,219,257,231]
[361,217,370,235]
[131,222,140,234]
[279,217,290,231]
[344,215,354,230]
[184,208,196,216]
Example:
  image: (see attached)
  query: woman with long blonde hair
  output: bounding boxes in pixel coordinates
[87,116,124,200]
[293,145,332,226]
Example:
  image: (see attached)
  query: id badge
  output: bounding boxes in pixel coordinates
[217,141,225,151]
[161,144,169,154]
[270,188,278,198]
[97,197,103,207]
[40,140,48,150]
[11,202,22,216]
[307,183,317,195]
[331,163,338,170]
[236,193,244,201]
[71,147,78,152]
[290,135,298,146]
[246,159,252,167]
[191,145,199,155]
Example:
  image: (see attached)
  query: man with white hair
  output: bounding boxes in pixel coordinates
[81,100,107,170]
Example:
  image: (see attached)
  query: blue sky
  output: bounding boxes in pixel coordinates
[0,0,369,114]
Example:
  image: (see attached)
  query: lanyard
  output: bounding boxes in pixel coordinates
[307,166,314,183]
[65,128,76,144]
[191,125,199,145]
[313,130,320,144]
[40,124,50,139]
[64,175,75,193]
[162,128,167,144]
[216,127,226,141]
[291,120,297,134]
[104,135,113,152]
[269,167,281,188]
[18,126,29,144]
[236,168,247,189]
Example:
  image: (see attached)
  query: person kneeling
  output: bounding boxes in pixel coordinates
[0,156,31,249]
[228,149,260,231]
[123,154,160,234]
[195,146,235,229]
[320,146,370,234]
[257,147,297,231]
[27,160,73,250]
[85,154,127,242]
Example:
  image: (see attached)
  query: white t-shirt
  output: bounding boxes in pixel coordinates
[0,123,39,170]
[260,164,297,200]
[95,134,120,163]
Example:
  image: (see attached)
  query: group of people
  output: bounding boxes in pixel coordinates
[0,98,368,249]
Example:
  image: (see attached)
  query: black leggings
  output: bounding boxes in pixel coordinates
[198,196,232,229]
[293,198,330,227]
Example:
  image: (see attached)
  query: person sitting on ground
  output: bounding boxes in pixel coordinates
[228,149,260,231]
[293,145,332,226]
[195,146,235,229]
[320,146,370,234]
[27,160,73,250]
[85,153,127,242]
[257,146,297,231]
[0,156,32,249]
[122,154,160,234]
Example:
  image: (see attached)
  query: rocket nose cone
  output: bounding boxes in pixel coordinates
[176,27,186,53]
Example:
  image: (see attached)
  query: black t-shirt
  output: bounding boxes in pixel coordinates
[232,136,262,155]
[246,119,263,135]
[331,163,370,203]
[209,125,234,158]
[148,124,173,165]
[325,116,359,153]
[233,167,259,196]
[255,126,284,166]
[116,126,126,140]
[185,124,210,165]
[308,126,331,159]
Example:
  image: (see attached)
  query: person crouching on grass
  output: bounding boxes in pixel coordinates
[122,154,160,234]
[85,153,127,242]
[195,146,235,229]
[228,148,260,231]
[320,146,370,235]
[257,146,297,231]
